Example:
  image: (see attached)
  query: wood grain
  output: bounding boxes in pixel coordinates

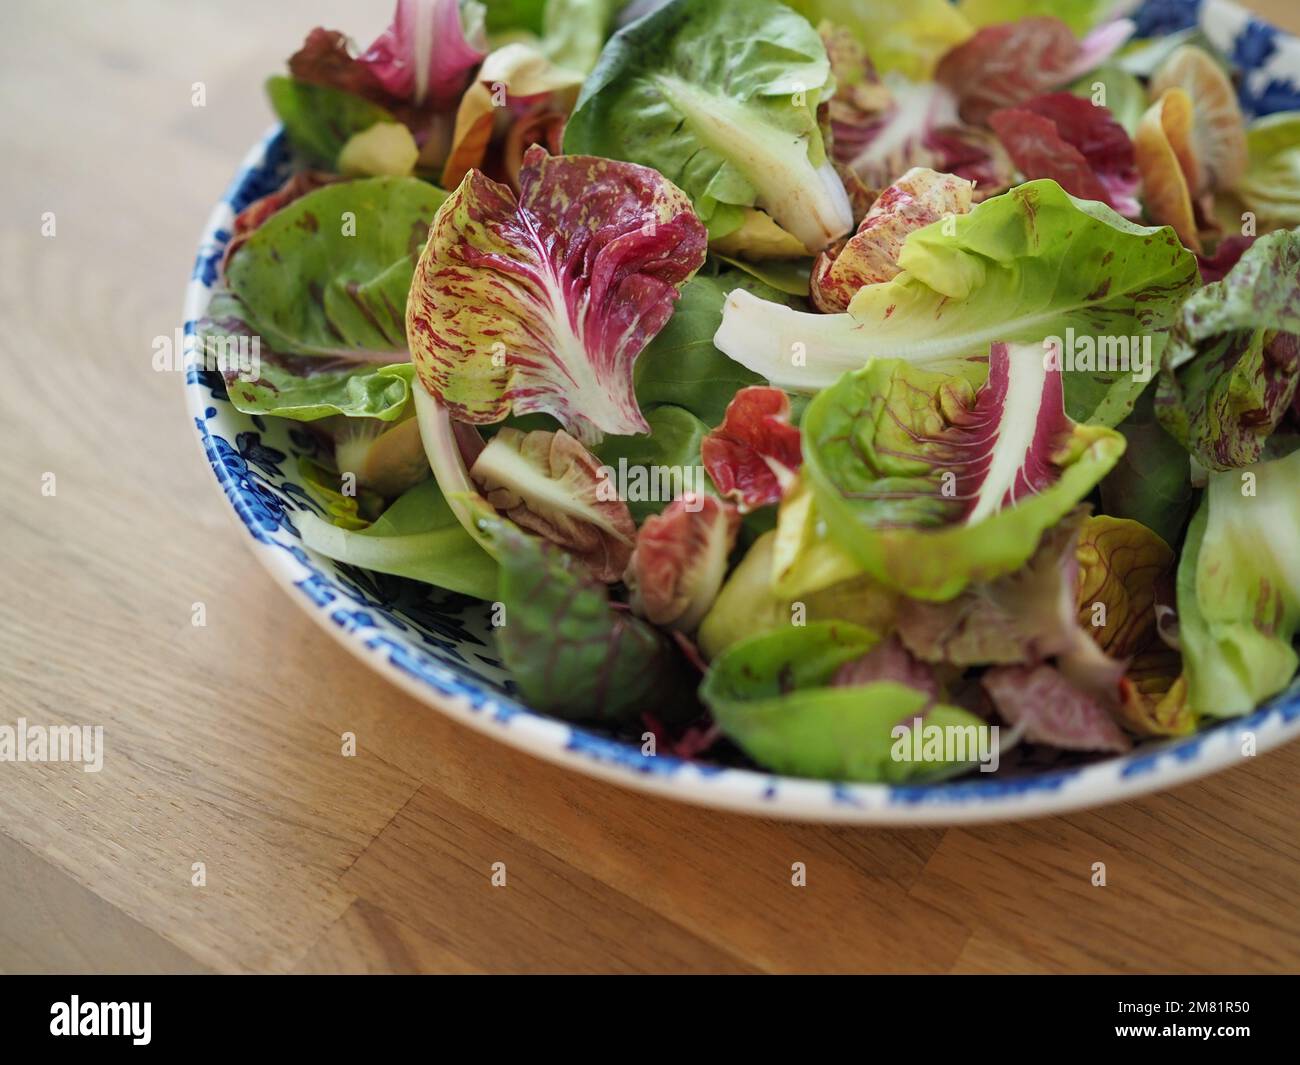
[1,0,1298,974]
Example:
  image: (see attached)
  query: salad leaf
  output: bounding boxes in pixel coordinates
[800,343,1126,600]
[1134,87,1202,251]
[563,0,853,252]
[488,521,698,724]
[266,76,399,168]
[1116,649,1193,737]
[697,529,898,658]
[1178,447,1300,717]
[625,271,790,427]
[935,16,1134,125]
[299,477,499,598]
[895,509,1124,699]
[1235,111,1300,228]
[331,410,433,497]
[223,176,448,358]
[818,24,1012,197]
[204,320,416,421]
[708,209,809,261]
[988,93,1140,216]
[1155,230,1300,471]
[811,166,973,313]
[223,171,338,270]
[358,0,488,109]
[468,426,636,582]
[298,458,384,530]
[1074,514,1174,661]
[1196,234,1255,283]
[626,495,741,631]
[1148,45,1247,196]
[982,664,1131,751]
[701,386,802,513]
[591,405,712,523]
[537,0,618,75]
[407,147,707,446]
[337,122,420,177]
[701,622,988,782]
[715,179,1199,425]
[1068,64,1146,136]
[790,0,974,81]
[958,0,1115,36]
[1098,388,1194,545]
[441,41,583,188]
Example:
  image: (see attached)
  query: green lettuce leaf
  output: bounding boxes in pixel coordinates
[592,405,711,523]
[562,0,853,252]
[632,270,795,425]
[697,529,897,658]
[486,521,698,724]
[1155,229,1300,471]
[701,621,987,782]
[958,0,1114,35]
[224,176,448,358]
[801,345,1126,600]
[1098,388,1195,545]
[266,75,398,168]
[201,306,416,422]
[715,180,1199,426]
[1234,111,1300,228]
[299,477,499,598]
[1178,446,1300,717]
[789,0,973,81]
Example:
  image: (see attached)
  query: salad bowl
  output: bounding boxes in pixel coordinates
[185,0,1300,824]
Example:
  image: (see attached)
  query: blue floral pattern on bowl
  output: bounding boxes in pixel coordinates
[184,3,1300,821]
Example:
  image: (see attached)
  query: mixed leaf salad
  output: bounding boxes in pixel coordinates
[201,0,1300,783]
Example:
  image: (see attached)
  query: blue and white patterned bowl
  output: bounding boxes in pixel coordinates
[184,0,1300,823]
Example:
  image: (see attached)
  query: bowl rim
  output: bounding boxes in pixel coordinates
[184,28,1300,822]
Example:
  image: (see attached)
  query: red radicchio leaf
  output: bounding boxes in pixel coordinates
[982,664,1131,752]
[989,93,1140,217]
[407,146,708,445]
[935,17,1135,126]
[358,0,487,110]
[626,495,741,632]
[831,635,941,702]
[701,386,803,512]
[938,341,1074,524]
[1196,235,1256,282]
[222,170,337,273]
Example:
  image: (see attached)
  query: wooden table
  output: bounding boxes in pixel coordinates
[2,0,1298,974]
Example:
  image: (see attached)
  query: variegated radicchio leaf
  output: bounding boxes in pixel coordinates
[1155,230,1300,470]
[988,93,1140,216]
[469,425,636,583]
[625,495,741,631]
[810,166,972,313]
[406,146,708,446]
[701,386,802,512]
[935,16,1134,125]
